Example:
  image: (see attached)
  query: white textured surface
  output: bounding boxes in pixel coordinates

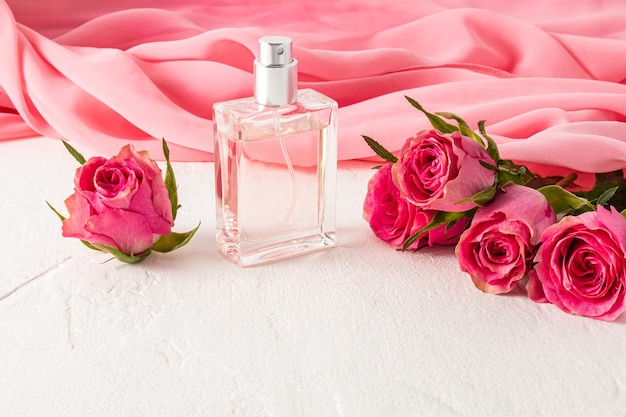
[1,137,626,417]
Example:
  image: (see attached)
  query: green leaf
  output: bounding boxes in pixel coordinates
[436,111,484,146]
[597,186,618,207]
[46,200,66,221]
[477,120,500,164]
[404,96,458,134]
[576,172,626,212]
[152,222,201,253]
[497,169,525,186]
[162,138,180,221]
[361,135,398,163]
[497,160,535,186]
[62,140,87,165]
[538,185,594,215]
[402,211,467,251]
[92,243,152,264]
[456,186,497,207]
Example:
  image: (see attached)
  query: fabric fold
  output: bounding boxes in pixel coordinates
[1,0,626,173]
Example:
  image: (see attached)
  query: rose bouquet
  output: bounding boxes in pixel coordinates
[363,96,626,321]
[48,139,199,263]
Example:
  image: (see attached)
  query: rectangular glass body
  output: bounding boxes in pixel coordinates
[213,89,337,266]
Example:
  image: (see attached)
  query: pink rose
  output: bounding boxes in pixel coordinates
[456,184,556,294]
[527,206,626,321]
[363,164,469,250]
[392,129,496,212]
[62,145,174,256]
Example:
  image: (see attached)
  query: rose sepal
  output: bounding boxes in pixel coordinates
[62,140,86,165]
[361,135,398,164]
[455,185,498,207]
[92,244,152,264]
[404,96,458,134]
[435,111,481,139]
[162,138,180,220]
[152,222,201,253]
[46,200,67,221]
[477,120,500,165]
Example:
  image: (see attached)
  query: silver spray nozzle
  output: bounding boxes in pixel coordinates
[258,36,293,66]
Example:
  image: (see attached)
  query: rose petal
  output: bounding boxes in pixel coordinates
[527,269,548,303]
[85,209,155,255]
[62,192,119,250]
[74,156,107,192]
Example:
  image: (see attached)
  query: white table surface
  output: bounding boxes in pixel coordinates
[1,137,625,417]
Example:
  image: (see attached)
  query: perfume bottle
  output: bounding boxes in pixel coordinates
[213,36,337,266]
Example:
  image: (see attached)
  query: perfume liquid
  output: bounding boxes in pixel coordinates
[213,37,337,266]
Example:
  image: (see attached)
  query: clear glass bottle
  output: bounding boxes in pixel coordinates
[213,36,337,267]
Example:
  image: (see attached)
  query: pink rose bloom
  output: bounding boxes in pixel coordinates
[62,145,174,256]
[364,164,469,250]
[392,129,496,212]
[527,206,626,321]
[456,184,556,294]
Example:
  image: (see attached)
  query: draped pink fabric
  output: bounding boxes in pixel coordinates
[2,0,626,182]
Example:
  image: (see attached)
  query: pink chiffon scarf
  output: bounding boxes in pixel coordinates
[2,0,626,183]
